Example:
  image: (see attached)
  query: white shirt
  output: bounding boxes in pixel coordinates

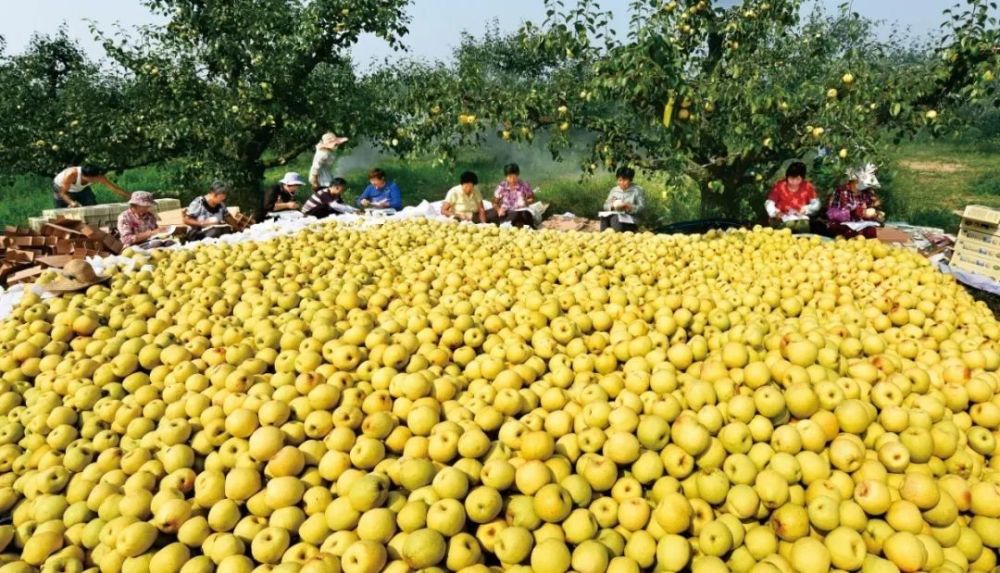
[310,148,336,188]
[53,167,88,194]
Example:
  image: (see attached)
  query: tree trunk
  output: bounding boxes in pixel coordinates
[227,129,274,220]
[698,167,753,221]
[228,159,266,220]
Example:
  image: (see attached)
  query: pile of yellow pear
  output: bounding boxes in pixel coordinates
[0,220,997,573]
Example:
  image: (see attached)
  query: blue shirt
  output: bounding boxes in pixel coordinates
[357,181,402,210]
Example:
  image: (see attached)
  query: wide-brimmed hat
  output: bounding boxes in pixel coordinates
[128,191,156,208]
[45,260,111,293]
[845,163,881,191]
[279,172,306,187]
[317,132,349,150]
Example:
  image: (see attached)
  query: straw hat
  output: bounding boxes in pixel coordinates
[317,132,349,150]
[128,191,157,208]
[45,260,111,293]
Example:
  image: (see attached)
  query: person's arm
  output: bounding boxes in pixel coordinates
[524,184,535,205]
[441,202,454,217]
[478,201,487,223]
[494,186,506,215]
[803,184,821,215]
[631,187,645,214]
[308,151,324,189]
[603,190,616,211]
[358,185,372,207]
[58,170,79,207]
[765,183,783,217]
[183,213,204,227]
[764,201,780,218]
[388,183,402,210]
[261,186,278,216]
[95,176,130,200]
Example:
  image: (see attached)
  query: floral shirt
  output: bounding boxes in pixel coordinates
[766,180,819,216]
[117,208,158,247]
[186,196,227,223]
[493,180,534,212]
[827,185,884,222]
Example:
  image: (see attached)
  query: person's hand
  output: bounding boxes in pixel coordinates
[497,208,506,217]
[288,201,300,210]
[622,203,633,213]
[360,199,370,207]
[68,200,81,208]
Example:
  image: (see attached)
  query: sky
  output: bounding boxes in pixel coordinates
[0,0,961,69]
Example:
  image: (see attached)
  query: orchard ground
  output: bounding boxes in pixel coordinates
[3,138,999,232]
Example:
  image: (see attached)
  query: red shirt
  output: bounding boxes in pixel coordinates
[767,180,817,214]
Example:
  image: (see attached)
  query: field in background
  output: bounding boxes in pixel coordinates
[1,139,997,233]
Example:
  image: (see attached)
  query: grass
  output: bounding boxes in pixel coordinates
[882,139,1000,233]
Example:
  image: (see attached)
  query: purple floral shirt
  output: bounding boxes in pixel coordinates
[117,208,158,246]
[493,180,535,212]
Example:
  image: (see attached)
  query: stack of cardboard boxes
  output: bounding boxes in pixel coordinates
[951,205,1000,282]
[0,219,126,286]
[27,199,182,232]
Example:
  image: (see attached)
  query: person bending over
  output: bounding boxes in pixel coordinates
[52,165,129,208]
[302,178,349,218]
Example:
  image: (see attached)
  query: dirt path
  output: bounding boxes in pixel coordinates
[897,160,967,173]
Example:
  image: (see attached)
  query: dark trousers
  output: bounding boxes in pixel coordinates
[814,220,879,239]
[488,209,535,228]
[53,186,97,208]
[600,214,638,232]
[186,225,233,242]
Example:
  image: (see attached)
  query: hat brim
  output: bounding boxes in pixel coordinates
[129,201,157,208]
[45,275,111,293]
[281,181,306,187]
[318,137,349,149]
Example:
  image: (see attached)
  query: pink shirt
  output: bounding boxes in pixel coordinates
[493,180,534,211]
[117,208,158,246]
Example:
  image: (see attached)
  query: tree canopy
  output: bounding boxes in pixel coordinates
[0,0,411,196]
[373,0,999,218]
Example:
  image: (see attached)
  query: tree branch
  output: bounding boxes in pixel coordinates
[262,141,313,169]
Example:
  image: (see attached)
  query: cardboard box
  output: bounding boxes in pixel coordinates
[7,266,45,285]
[951,258,1000,281]
[960,205,1000,226]
[957,228,1000,246]
[876,227,910,244]
[954,237,1000,262]
[102,235,123,254]
[36,255,77,268]
[951,205,1000,282]
[957,205,1000,239]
